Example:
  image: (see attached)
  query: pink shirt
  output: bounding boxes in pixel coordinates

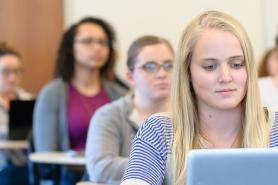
[67,85,110,151]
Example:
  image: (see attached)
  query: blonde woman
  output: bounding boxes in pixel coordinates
[121,10,278,185]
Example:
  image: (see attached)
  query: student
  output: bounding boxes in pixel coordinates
[121,10,278,185]
[0,43,33,185]
[258,46,278,107]
[85,35,174,184]
[33,17,127,185]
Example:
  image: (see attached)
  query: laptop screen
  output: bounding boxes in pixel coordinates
[186,148,278,185]
[8,100,35,140]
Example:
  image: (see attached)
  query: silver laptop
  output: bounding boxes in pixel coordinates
[186,148,278,185]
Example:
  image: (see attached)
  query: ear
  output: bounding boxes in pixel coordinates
[126,70,135,87]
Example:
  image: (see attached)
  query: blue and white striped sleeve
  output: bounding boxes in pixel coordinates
[269,108,278,148]
[121,115,173,185]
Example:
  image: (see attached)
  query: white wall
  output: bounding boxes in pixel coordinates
[261,0,278,49]
[64,0,276,80]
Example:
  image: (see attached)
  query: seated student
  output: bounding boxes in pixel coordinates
[0,43,33,185]
[258,44,278,107]
[33,17,127,185]
[85,35,174,184]
[121,10,278,185]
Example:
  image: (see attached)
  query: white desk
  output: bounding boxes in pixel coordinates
[0,140,28,149]
[29,151,85,166]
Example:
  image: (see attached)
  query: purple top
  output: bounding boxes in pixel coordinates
[67,85,110,151]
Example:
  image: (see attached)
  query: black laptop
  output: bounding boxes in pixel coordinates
[8,100,35,140]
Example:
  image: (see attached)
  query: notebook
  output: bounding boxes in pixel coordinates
[8,100,35,140]
[186,148,278,185]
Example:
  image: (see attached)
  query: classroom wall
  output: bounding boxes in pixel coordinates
[64,0,277,80]
[261,0,278,49]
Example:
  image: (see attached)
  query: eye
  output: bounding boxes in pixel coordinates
[142,63,158,72]
[230,62,245,69]
[203,64,217,71]
[98,39,109,46]
[162,62,173,70]
[76,37,93,44]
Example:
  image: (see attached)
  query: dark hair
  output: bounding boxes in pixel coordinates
[55,17,117,82]
[127,35,174,71]
[0,42,21,59]
[258,47,278,77]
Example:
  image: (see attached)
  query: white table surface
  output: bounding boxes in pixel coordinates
[29,151,85,165]
[0,140,28,149]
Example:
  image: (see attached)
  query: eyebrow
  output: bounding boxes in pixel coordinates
[200,55,244,62]
[228,55,244,60]
[163,59,174,63]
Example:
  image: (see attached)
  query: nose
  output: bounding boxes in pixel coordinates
[156,66,168,78]
[218,64,232,83]
[90,42,102,50]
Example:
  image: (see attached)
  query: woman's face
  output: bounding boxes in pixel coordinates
[266,50,278,77]
[0,55,23,94]
[128,43,173,102]
[73,23,109,69]
[190,29,247,111]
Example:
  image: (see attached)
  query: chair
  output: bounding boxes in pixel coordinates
[27,131,60,185]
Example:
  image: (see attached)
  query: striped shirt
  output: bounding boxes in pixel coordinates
[122,110,278,185]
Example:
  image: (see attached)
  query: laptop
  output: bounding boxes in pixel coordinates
[186,148,278,185]
[8,100,35,140]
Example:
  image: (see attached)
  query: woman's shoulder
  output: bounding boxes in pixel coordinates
[265,107,278,127]
[136,112,173,150]
[266,107,278,147]
[36,78,68,103]
[140,112,172,135]
[16,87,33,100]
[39,78,67,95]
[259,76,272,82]
[101,78,128,100]
[259,77,274,86]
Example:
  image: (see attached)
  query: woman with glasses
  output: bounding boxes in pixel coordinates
[85,35,174,184]
[33,17,127,185]
[0,43,33,185]
[121,11,278,185]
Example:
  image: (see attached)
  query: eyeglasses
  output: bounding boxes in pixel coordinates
[0,68,23,77]
[132,61,173,73]
[75,37,110,47]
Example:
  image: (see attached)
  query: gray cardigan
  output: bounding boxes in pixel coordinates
[33,78,126,152]
[85,95,139,185]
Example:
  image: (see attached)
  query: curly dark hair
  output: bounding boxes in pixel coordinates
[55,17,117,82]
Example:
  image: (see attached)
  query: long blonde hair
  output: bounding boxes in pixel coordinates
[171,10,269,185]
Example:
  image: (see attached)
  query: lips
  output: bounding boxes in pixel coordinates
[215,88,237,96]
[215,89,236,93]
[90,56,103,61]
[155,83,169,89]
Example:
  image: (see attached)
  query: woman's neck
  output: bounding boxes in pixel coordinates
[133,95,169,125]
[0,91,17,110]
[72,65,101,96]
[272,76,278,88]
[198,105,242,148]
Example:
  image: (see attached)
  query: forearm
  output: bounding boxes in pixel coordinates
[86,155,128,184]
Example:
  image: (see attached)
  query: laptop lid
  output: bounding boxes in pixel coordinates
[186,148,278,185]
[8,99,35,140]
